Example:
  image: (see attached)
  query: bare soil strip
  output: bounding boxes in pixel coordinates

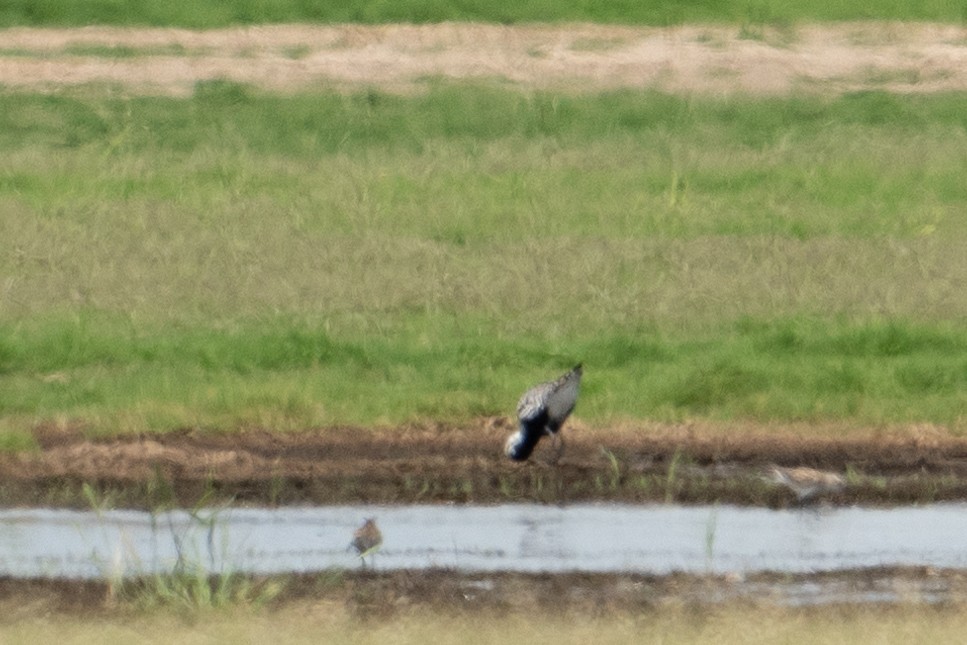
[2,23,967,95]
[3,421,967,508]
[1,567,965,617]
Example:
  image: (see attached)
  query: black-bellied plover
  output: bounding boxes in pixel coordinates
[504,364,582,463]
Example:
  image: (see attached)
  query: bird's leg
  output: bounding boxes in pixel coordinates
[551,432,565,465]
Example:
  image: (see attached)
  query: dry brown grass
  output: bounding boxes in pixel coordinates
[3,595,967,645]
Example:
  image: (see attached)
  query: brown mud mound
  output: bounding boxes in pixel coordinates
[3,420,967,508]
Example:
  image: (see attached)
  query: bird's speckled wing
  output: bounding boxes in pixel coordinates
[516,364,582,423]
[516,381,556,422]
[547,371,580,421]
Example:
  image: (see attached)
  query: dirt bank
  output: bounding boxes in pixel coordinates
[2,23,966,95]
[1,567,966,617]
[2,420,966,508]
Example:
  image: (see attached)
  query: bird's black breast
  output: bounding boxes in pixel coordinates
[507,415,548,461]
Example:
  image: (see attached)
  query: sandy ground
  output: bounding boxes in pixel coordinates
[1,22,967,96]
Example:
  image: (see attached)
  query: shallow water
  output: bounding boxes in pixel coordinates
[2,503,967,580]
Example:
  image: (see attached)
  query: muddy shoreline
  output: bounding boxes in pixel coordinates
[2,421,967,508]
[1,567,966,616]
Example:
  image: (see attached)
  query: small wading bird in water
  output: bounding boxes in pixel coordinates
[767,465,846,503]
[505,363,583,463]
[349,517,383,567]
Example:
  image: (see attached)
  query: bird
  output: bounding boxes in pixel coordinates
[505,363,582,463]
[350,517,383,566]
[767,466,846,503]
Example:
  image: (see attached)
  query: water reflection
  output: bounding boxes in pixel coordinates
[2,503,967,580]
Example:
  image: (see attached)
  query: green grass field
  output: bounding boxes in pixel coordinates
[2,84,966,440]
[2,0,966,27]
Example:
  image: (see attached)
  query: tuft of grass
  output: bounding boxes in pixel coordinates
[81,482,118,513]
[112,500,285,611]
[124,567,285,612]
[600,447,623,489]
[665,450,684,502]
